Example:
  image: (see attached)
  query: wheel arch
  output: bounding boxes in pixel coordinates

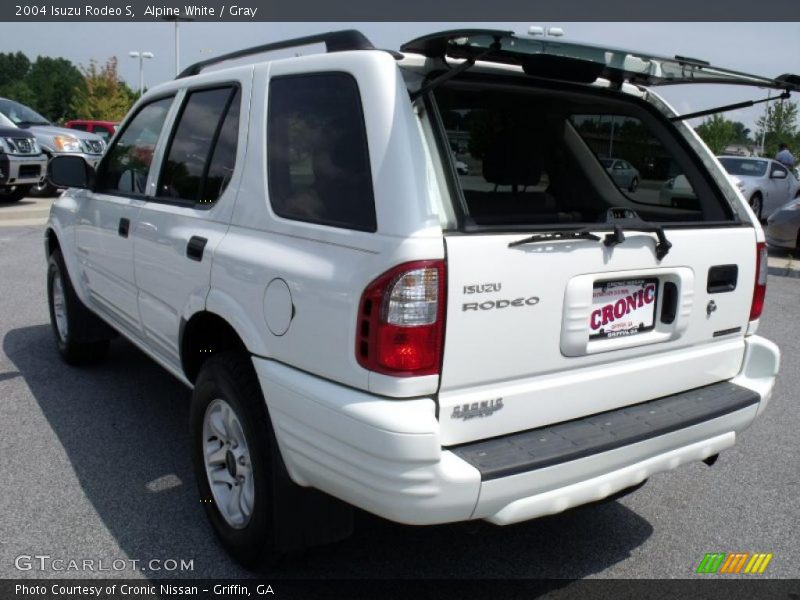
[180,309,256,384]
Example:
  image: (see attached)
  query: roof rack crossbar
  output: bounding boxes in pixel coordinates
[177,29,375,79]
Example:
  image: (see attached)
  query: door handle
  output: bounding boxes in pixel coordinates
[118,217,130,238]
[186,236,208,262]
[707,264,738,293]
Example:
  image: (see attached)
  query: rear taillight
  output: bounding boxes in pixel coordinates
[750,242,768,321]
[356,260,446,376]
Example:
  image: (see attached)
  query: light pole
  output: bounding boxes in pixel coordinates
[129,51,154,97]
[163,15,194,76]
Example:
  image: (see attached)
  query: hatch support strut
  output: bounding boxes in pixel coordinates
[670,91,791,122]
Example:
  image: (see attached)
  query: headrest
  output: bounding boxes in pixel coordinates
[482,128,545,187]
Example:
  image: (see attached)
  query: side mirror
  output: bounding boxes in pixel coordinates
[771,169,787,179]
[48,155,95,189]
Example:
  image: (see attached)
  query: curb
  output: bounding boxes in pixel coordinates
[768,265,800,279]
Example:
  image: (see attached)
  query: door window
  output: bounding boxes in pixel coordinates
[158,87,240,205]
[96,97,174,195]
[770,163,788,178]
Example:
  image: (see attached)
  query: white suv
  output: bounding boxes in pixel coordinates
[45,30,786,568]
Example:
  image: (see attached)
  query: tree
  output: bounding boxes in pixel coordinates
[755,100,798,157]
[0,80,36,107]
[695,114,735,155]
[27,57,84,123]
[0,52,34,107]
[730,121,751,145]
[0,52,31,90]
[70,57,136,121]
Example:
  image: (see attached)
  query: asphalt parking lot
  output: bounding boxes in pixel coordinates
[0,199,798,581]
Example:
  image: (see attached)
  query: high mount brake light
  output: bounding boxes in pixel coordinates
[356,260,446,376]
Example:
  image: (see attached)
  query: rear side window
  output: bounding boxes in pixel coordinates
[96,97,173,195]
[159,86,240,205]
[69,123,88,131]
[267,73,376,232]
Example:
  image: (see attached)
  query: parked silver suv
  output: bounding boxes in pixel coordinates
[0,97,106,196]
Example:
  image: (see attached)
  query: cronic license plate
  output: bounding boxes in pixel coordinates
[590,278,658,339]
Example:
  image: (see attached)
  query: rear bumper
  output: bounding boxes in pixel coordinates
[254,335,779,526]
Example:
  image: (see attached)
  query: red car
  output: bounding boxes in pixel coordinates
[64,120,117,142]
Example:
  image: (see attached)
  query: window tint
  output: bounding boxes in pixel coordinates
[771,163,787,177]
[435,86,730,226]
[267,73,376,232]
[718,158,767,177]
[204,89,240,203]
[570,114,697,208]
[159,87,239,204]
[96,97,173,195]
[69,123,88,131]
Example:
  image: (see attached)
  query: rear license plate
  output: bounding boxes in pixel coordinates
[590,278,658,339]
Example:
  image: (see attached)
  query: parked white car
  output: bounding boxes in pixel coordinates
[718,156,800,220]
[44,29,783,568]
[601,158,640,191]
[659,174,696,208]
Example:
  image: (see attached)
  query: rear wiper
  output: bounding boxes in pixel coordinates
[601,208,673,260]
[508,229,601,247]
[508,210,673,260]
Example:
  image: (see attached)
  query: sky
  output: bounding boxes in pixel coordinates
[0,22,798,134]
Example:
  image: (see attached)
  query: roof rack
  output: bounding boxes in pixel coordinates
[177,29,376,79]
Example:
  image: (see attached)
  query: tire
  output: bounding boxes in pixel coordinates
[749,193,763,220]
[191,352,354,569]
[29,179,57,198]
[628,177,639,192]
[47,249,111,365]
[0,184,32,203]
[191,352,280,569]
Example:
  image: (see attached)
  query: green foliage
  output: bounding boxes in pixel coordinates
[0,52,84,123]
[27,57,85,123]
[0,80,36,107]
[730,121,751,145]
[0,52,31,89]
[755,100,798,157]
[695,114,735,155]
[70,58,136,122]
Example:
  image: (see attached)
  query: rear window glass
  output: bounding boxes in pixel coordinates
[434,85,732,228]
[570,113,698,208]
[718,158,768,177]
